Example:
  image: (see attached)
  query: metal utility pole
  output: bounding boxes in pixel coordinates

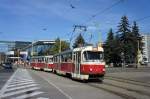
[17,49,20,67]
[59,39,69,53]
[94,22,102,47]
[59,40,61,53]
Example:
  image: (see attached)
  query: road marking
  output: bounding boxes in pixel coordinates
[0,68,45,98]
[11,78,33,81]
[10,79,35,84]
[1,87,40,98]
[0,68,18,97]
[6,84,39,91]
[37,97,50,99]
[36,72,72,99]
[8,81,37,88]
[12,91,44,99]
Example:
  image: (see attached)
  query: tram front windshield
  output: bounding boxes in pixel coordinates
[83,51,103,62]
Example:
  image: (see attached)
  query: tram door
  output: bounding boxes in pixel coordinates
[73,52,81,74]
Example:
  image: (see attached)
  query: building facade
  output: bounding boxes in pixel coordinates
[22,40,55,57]
[141,34,150,65]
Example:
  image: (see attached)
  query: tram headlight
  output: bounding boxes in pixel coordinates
[90,68,93,71]
[102,68,105,72]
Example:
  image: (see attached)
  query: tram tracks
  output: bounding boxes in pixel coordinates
[87,77,150,99]
[88,83,136,99]
[105,76,150,87]
[31,69,150,99]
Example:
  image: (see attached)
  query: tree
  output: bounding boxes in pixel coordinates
[117,15,133,64]
[107,28,114,41]
[132,21,140,37]
[104,16,143,66]
[104,28,114,63]
[131,21,142,63]
[104,29,122,66]
[73,33,85,48]
[49,38,70,55]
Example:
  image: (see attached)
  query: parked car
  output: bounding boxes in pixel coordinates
[2,62,12,69]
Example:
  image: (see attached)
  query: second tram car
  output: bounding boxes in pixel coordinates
[30,56,54,71]
[53,46,105,80]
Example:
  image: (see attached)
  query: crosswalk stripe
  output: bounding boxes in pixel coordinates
[12,91,44,99]
[0,68,45,99]
[9,80,35,85]
[13,76,32,79]
[7,81,38,88]
[12,78,33,81]
[10,79,34,83]
[37,97,50,99]
[1,87,40,98]
[11,79,33,83]
[6,84,39,92]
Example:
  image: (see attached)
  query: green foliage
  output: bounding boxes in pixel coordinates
[104,28,114,63]
[49,38,70,55]
[117,16,133,63]
[104,29,122,65]
[73,33,85,48]
[131,21,143,62]
[105,16,142,66]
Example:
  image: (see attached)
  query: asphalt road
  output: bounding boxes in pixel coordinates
[0,67,150,99]
[0,67,15,90]
[29,69,122,99]
[0,68,121,99]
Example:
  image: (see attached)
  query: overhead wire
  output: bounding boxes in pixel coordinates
[84,0,124,25]
[135,16,150,22]
[82,0,124,43]
[66,0,124,46]
[134,16,150,34]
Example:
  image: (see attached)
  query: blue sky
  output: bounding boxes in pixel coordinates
[0,0,150,45]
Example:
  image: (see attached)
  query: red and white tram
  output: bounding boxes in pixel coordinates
[30,56,54,71]
[53,46,105,80]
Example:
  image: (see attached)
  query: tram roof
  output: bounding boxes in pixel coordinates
[31,55,53,58]
[53,46,103,56]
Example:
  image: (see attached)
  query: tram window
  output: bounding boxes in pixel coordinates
[53,57,55,62]
[67,52,72,62]
[61,55,64,62]
[48,58,52,62]
[45,58,47,62]
[57,56,59,62]
[41,58,43,62]
[56,56,58,62]
[55,57,56,62]
[61,54,67,62]
[83,51,103,62]
[61,52,73,62]
[67,58,72,62]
